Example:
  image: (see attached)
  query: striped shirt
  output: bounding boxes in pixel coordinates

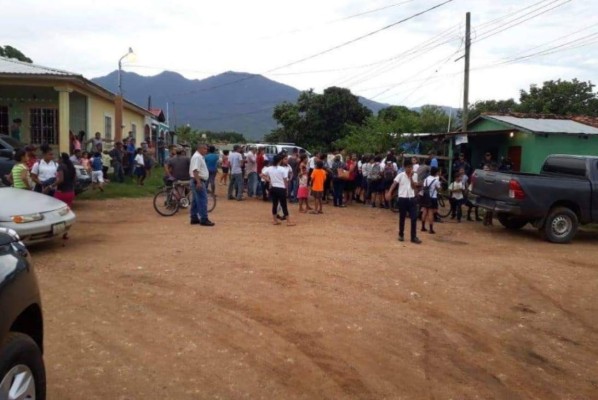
[11,163,29,189]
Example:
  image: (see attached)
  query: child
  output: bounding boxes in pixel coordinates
[91,151,105,192]
[81,151,91,173]
[220,150,230,186]
[310,160,327,214]
[101,150,111,182]
[449,173,465,222]
[297,165,309,213]
[134,148,146,186]
[421,167,442,234]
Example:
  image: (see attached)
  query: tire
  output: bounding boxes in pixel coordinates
[497,213,529,230]
[437,194,452,218]
[207,193,217,213]
[153,189,179,217]
[0,332,46,400]
[542,207,578,244]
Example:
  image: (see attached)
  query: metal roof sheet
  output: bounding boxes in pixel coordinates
[486,115,598,135]
[0,56,77,76]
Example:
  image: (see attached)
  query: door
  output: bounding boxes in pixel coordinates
[508,146,522,172]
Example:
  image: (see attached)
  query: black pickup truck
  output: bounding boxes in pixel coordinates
[471,155,598,243]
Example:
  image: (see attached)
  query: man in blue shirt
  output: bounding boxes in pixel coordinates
[204,145,220,194]
[429,150,439,169]
[126,139,136,176]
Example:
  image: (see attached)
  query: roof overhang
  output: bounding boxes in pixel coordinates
[0,73,152,117]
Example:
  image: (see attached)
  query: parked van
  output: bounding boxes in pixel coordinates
[246,143,311,159]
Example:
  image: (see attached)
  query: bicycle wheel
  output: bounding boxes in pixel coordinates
[179,187,191,208]
[153,189,180,216]
[207,193,217,213]
[437,194,452,218]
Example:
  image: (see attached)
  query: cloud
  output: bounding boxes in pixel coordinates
[1,0,596,108]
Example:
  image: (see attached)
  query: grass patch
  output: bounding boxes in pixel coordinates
[77,172,164,200]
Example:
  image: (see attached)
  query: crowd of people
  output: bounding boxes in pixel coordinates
[3,130,163,207]
[5,133,500,242]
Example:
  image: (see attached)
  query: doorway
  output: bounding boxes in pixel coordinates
[508,146,522,172]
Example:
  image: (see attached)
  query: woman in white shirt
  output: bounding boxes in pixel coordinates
[421,166,442,234]
[31,144,58,196]
[263,154,295,226]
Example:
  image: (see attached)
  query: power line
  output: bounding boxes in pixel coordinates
[153,0,455,101]
[473,0,573,43]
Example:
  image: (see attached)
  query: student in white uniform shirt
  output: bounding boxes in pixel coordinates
[386,159,422,244]
[263,154,295,226]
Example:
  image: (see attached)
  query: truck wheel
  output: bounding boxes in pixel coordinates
[542,207,578,244]
[0,333,46,400]
[497,213,529,230]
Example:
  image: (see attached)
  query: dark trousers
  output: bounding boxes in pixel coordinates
[466,199,479,219]
[262,181,270,201]
[453,198,465,221]
[208,170,217,194]
[398,197,418,240]
[270,187,289,216]
[333,179,345,206]
[113,162,124,182]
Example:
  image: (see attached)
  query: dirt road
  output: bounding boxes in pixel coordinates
[32,194,598,399]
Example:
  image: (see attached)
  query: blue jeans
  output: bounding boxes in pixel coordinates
[228,173,243,200]
[190,179,208,221]
[113,162,124,183]
[158,148,165,166]
[288,176,299,202]
[247,172,258,197]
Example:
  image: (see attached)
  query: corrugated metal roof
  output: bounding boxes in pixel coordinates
[486,115,598,135]
[0,56,77,76]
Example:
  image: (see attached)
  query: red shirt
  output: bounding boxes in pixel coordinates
[346,160,356,180]
[257,153,265,174]
[26,156,37,171]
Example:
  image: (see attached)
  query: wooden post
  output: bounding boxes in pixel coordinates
[115,95,123,141]
[55,86,72,154]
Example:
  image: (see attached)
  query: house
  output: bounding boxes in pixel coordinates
[0,56,152,153]
[147,108,173,145]
[458,113,598,173]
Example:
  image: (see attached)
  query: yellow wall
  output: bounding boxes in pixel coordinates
[87,95,146,148]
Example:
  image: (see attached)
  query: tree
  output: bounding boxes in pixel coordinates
[268,87,372,150]
[0,46,33,63]
[176,126,246,148]
[419,105,451,133]
[518,79,598,116]
[467,99,517,120]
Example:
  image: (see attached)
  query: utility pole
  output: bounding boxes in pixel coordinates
[462,12,471,130]
[449,12,471,185]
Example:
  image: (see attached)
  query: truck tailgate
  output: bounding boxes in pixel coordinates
[471,170,514,202]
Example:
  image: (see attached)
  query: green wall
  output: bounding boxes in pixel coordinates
[465,117,598,173]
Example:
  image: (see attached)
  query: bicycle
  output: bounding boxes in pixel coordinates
[436,191,452,218]
[153,180,216,217]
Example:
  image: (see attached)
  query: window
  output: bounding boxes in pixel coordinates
[104,115,112,140]
[30,108,58,145]
[542,156,586,177]
[0,106,8,134]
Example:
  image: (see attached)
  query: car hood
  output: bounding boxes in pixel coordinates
[0,188,66,220]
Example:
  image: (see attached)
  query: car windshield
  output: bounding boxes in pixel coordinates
[0,135,24,149]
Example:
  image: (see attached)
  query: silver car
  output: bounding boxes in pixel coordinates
[0,188,76,244]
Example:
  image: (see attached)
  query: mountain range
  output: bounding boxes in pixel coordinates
[91,70,458,139]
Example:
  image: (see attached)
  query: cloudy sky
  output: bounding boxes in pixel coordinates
[2,0,596,108]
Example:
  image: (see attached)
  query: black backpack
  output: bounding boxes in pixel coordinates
[369,163,382,181]
[422,178,437,206]
[383,164,395,182]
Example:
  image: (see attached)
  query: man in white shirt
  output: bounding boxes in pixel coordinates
[227,145,244,201]
[189,143,214,226]
[245,146,258,198]
[386,159,422,244]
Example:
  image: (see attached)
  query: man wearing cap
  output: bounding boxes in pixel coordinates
[189,143,215,226]
[109,142,125,183]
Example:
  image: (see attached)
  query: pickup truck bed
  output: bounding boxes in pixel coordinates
[472,155,598,243]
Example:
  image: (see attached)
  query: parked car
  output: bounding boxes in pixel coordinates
[0,135,25,186]
[0,227,46,399]
[0,187,76,244]
[471,154,598,243]
[245,143,311,160]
